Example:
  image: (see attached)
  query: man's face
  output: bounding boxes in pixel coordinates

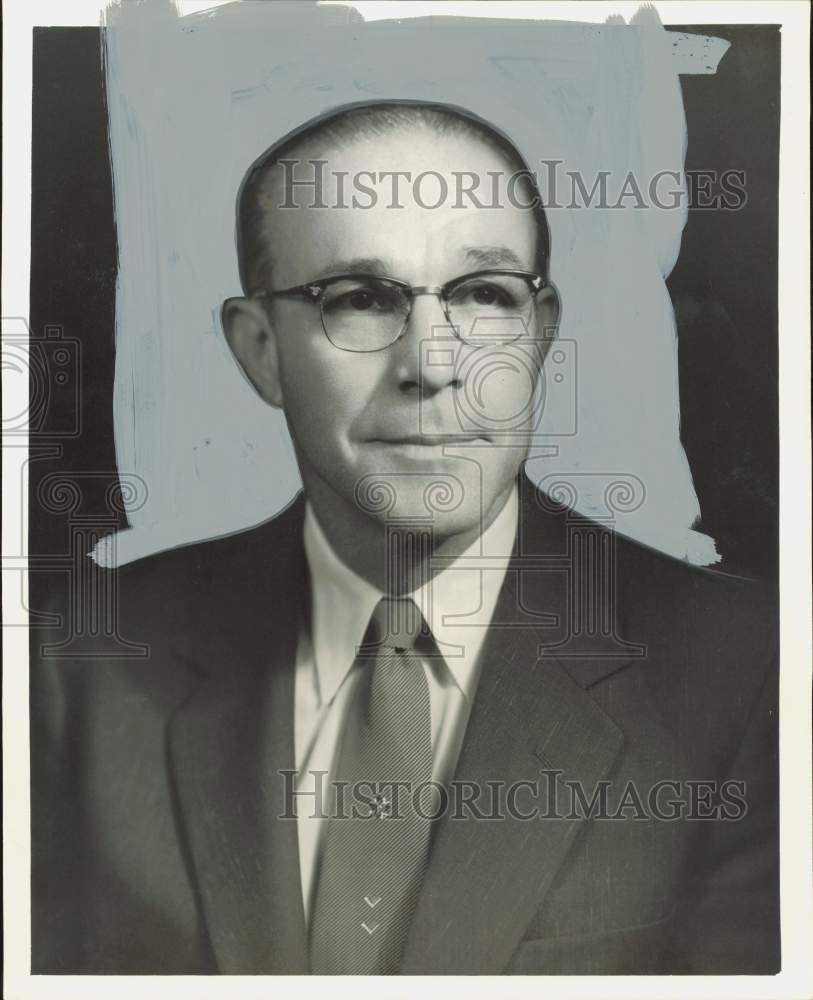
[230,125,558,542]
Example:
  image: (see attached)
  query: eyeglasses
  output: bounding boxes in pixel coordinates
[252,269,547,353]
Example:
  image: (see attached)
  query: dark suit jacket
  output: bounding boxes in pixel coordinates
[31,472,779,975]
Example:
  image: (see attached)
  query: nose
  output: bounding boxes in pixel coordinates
[389,290,462,395]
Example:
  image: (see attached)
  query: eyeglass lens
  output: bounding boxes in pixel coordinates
[320,274,536,351]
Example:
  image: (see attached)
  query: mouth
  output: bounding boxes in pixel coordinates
[365,435,489,464]
[372,434,487,446]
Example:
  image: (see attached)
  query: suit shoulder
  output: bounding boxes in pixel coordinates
[611,530,778,718]
[613,529,777,634]
[55,495,308,648]
[115,493,306,592]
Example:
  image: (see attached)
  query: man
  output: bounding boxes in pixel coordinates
[31,102,779,975]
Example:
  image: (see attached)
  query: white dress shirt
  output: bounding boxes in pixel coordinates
[293,486,519,923]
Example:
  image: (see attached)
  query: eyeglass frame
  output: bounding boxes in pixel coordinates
[251,268,549,353]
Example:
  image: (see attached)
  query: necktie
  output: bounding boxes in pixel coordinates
[309,596,434,974]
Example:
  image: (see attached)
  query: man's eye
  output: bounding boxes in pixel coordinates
[460,282,511,307]
[450,277,531,314]
[323,283,398,314]
[347,289,378,311]
[472,285,501,305]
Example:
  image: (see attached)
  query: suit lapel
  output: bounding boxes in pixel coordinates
[163,477,639,974]
[401,475,634,974]
[400,570,625,974]
[166,500,310,973]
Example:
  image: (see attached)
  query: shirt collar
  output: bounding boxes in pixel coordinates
[303,485,519,708]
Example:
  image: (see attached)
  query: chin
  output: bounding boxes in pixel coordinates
[352,463,471,517]
[357,478,503,549]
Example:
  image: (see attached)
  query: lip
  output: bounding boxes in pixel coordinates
[372,434,486,446]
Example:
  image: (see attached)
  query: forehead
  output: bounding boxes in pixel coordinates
[258,124,538,286]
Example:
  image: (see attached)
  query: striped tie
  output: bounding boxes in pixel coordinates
[309,596,434,974]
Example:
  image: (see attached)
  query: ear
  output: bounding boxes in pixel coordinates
[534,282,561,365]
[221,296,285,409]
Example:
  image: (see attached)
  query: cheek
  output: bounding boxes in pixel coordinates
[277,340,375,444]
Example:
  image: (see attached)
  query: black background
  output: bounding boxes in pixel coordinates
[27,24,779,588]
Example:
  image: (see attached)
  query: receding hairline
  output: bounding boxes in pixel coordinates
[236,103,549,293]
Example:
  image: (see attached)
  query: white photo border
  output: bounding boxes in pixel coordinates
[3,2,810,998]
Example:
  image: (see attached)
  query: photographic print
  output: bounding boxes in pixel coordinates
[3,1,810,996]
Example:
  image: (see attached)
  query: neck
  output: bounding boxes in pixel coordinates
[303,477,517,594]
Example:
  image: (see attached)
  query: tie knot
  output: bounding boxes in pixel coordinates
[367,596,431,653]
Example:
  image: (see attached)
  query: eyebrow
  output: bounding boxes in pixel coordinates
[462,245,528,270]
[312,257,391,280]
[311,246,529,282]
